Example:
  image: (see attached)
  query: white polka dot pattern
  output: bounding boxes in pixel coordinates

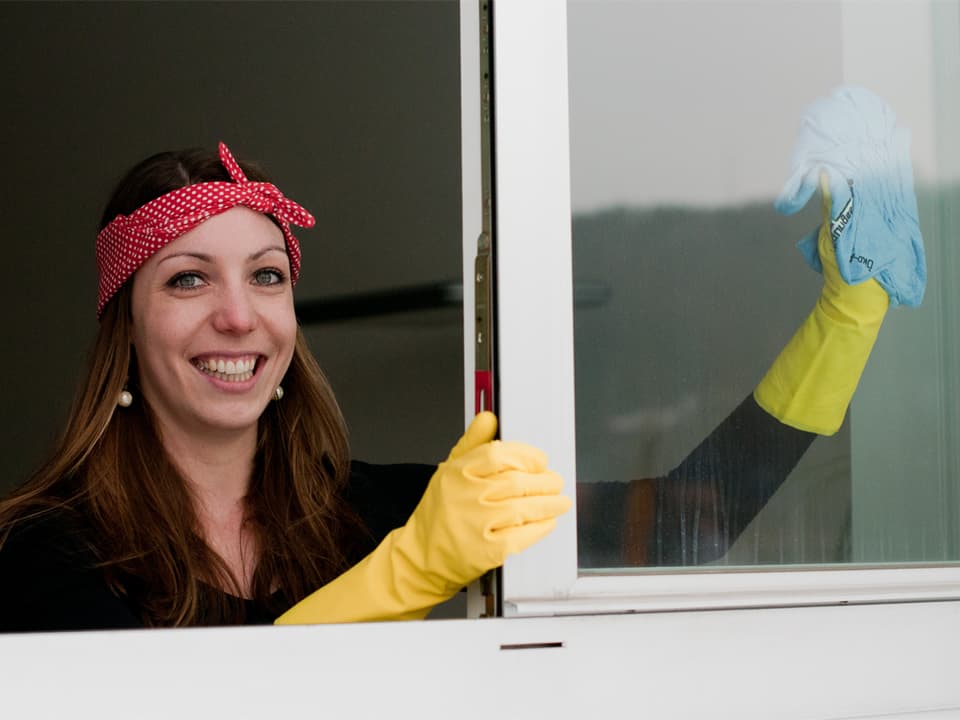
[95,142,315,317]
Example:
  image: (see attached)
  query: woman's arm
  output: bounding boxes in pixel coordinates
[648,394,815,565]
[580,176,896,568]
[277,413,570,624]
[577,397,814,567]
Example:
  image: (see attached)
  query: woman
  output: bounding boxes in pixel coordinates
[0,123,915,630]
[0,143,570,631]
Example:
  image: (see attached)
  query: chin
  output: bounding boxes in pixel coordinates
[198,405,271,435]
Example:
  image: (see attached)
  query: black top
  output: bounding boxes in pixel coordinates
[0,396,814,633]
[577,394,815,567]
[0,461,434,634]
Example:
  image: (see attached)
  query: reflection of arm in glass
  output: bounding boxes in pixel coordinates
[580,177,893,566]
[637,394,815,566]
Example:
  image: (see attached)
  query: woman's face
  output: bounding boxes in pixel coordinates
[130,207,298,442]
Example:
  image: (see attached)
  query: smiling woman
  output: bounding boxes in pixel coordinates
[130,208,298,443]
[0,143,571,631]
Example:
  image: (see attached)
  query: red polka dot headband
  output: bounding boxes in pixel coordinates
[95,142,315,317]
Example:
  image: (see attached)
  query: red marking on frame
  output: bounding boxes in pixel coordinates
[475,370,493,413]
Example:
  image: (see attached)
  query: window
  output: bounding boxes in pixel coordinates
[486,0,960,614]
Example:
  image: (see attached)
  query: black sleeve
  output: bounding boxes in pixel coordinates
[343,461,434,559]
[651,394,816,565]
[0,515,143,633]
[578,395,816,567]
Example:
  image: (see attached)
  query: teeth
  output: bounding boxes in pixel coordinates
[195,356,258,382]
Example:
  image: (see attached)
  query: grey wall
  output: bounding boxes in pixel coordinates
[0,0,463,493]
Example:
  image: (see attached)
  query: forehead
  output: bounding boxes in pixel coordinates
[154,207,286,260]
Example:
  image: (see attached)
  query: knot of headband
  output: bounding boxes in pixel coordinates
[95,142,315,317]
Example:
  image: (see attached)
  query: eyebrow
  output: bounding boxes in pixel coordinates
[157,246,287,266]
[248,246,288,261]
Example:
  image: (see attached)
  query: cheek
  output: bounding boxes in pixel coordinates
[256,295,298,368]
[131,295,198,366]
[270,296,298,346]
[278,314,298,358]
[131,318,180,385]
[130,302,156,360]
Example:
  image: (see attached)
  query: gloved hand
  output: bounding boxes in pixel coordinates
[275,412,572,624]
[774,86,925,307]
[754,173,889,435]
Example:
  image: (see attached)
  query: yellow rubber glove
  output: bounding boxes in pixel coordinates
[275,412,572,624]
[754,173,889,435]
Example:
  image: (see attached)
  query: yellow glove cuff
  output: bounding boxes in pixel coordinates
[275,528,438,625]
[754,281,886,435]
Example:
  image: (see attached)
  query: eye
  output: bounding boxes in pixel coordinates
[253,268,285,286]
[167,272,206,290]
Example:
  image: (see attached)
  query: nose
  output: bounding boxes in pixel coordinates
[212,282,257,334]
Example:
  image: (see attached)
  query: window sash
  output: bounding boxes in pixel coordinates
[488,0,960,614]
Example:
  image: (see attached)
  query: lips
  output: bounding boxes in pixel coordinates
[191,355,260,383]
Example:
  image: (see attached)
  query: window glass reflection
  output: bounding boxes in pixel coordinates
[570,0,960,570]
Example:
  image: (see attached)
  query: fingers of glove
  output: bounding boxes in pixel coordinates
[817,170,843,274]
[484,493,572,534]
[457,440,549,477]
[817,221,841,282]
[488,517,561,557]
[818,170,832,218]
[819,272,889,323]
[446,411,498,461]
[478,468,565,502]
[817,212,889,321]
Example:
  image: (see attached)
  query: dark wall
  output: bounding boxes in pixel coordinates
[0,1,463,492]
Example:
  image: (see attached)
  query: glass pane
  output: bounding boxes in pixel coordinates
[570,0,960,570]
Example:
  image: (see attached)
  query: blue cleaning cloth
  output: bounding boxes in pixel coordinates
[774,86,926,307]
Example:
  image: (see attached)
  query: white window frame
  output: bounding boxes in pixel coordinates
[482,0,960,617]
[3,6,960,717]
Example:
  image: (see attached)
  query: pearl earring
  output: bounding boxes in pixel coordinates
[274,386,284,401]
[118,389,133,408]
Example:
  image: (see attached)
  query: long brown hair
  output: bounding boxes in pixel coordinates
[0,148,358,626]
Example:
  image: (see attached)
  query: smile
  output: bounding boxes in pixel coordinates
[191,355,260,383]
